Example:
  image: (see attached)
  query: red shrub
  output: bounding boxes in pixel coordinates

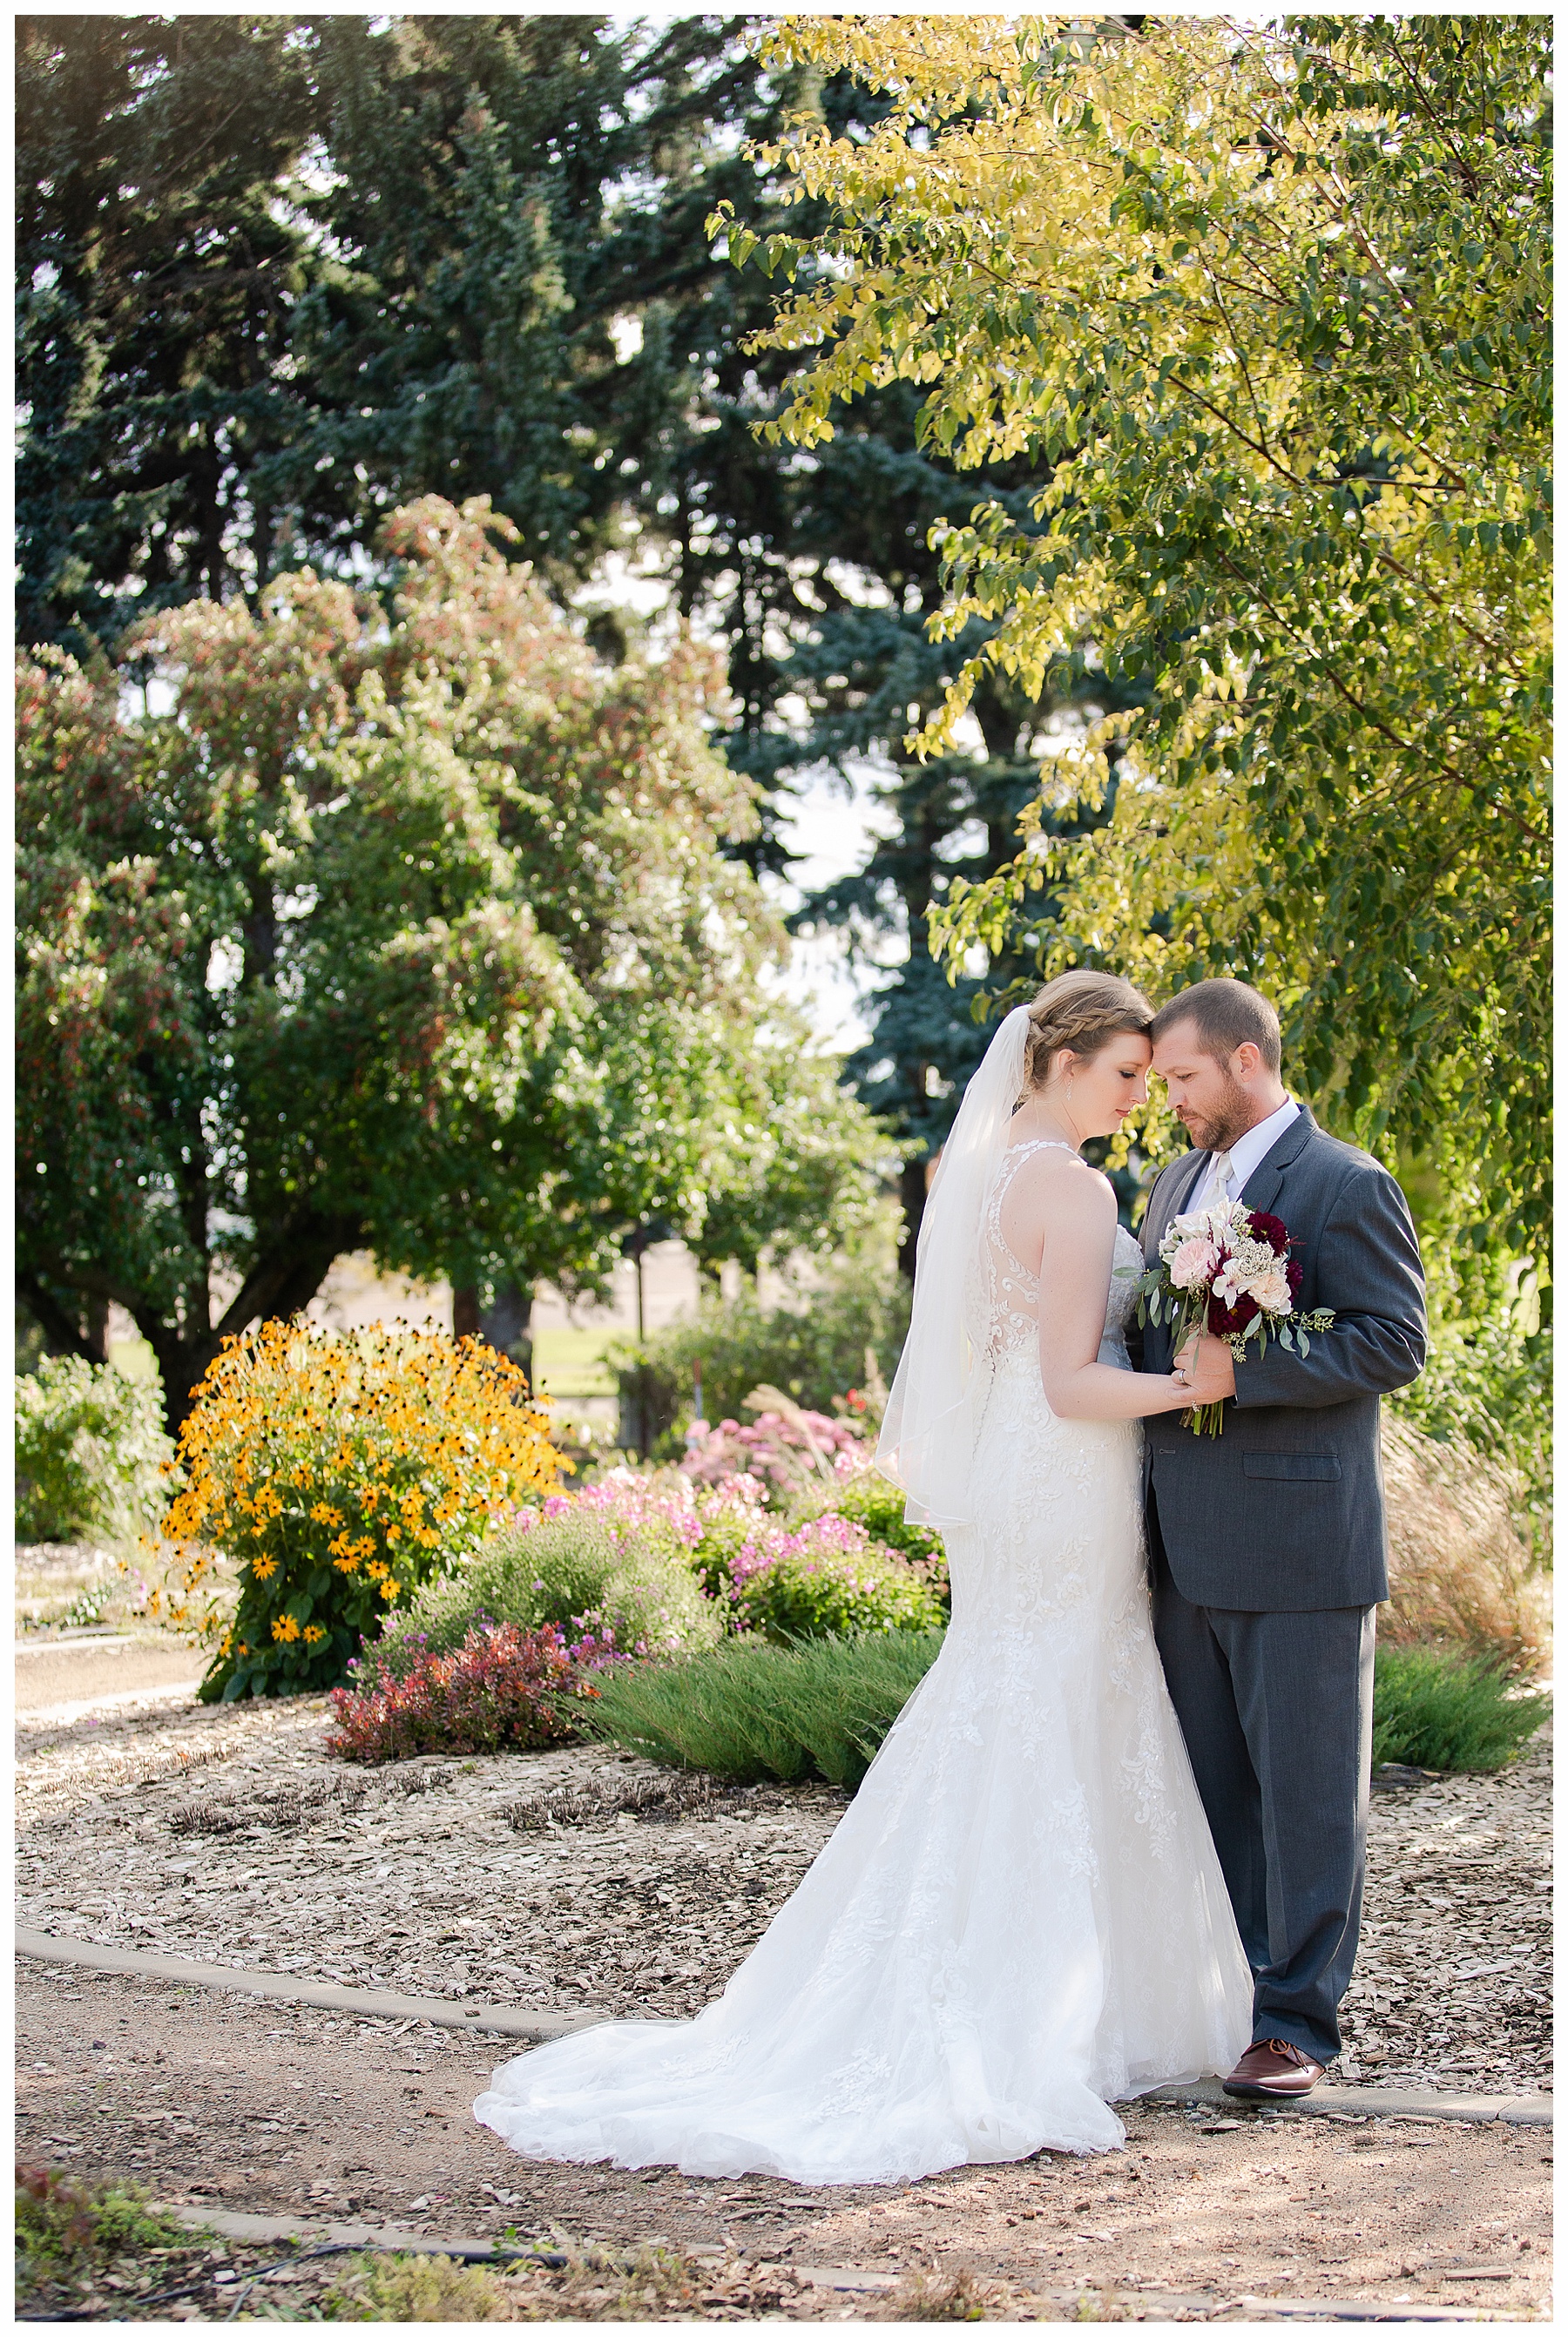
[325,1620,613,1765]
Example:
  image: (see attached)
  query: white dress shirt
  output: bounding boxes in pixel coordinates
[1199,1095,1301,1209]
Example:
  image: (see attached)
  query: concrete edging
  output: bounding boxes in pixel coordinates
[166,2207,899,2293]
[16,1928,600,2043]
[18,1928,1552,2127]
[1145,2075,1552,2127]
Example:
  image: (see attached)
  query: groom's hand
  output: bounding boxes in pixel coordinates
[1185,1334,1237,1406]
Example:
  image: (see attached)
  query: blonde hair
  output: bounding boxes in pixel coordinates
[1022,969,1154,1095]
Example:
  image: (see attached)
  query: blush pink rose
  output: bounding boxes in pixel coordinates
[1243,1268,1293,1314]
[1169,1236,1220,1290]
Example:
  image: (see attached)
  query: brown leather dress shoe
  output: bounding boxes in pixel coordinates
[1221,2038,1325,2098]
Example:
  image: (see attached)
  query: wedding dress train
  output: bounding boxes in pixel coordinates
[474,1148,1253,2185]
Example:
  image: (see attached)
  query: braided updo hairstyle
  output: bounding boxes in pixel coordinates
[1020,969,1155,1097]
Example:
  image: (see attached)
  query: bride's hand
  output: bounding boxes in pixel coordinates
[1175,1333,1236,1406]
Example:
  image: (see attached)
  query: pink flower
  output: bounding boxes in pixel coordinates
[1169,1236,1220,1290]
[1242,1267,1293,1314]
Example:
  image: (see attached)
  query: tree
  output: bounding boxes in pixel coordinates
[17,497,888,1429]
[760,402,1139,1268]
[17,14,321,650]
[17,13,804,652]
[724,14,1551,1288]
[17,14,1141,1268]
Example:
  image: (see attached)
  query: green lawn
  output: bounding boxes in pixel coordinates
[105,1334,159,1385]
[530,1326,618,1399]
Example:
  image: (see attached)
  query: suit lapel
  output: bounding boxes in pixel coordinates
[1237,1104,1316,1217]
[1146,1106,1316,1250]
[1144,1148,1212,1258]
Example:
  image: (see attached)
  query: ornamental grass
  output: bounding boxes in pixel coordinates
[574,1628,947,1788]
[1381,1415,1551,1678]
[160,1319,564,1701]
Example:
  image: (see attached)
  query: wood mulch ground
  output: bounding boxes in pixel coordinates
[13,1678,1555,2320]
[15,1689,1552,2093]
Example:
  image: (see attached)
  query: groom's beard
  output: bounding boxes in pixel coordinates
[1179,1075,1254,1154]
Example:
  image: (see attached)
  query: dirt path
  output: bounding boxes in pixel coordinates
[17,1632,202,1713]
[17,1962,1551,2320]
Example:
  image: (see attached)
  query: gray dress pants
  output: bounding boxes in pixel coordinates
[1147,1493,1376,2064]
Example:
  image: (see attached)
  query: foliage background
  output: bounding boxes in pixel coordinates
[15,1356,174,1547]
[15,15,1550,1554]
[727,12,1549,1301]
[17,12,1139,1300]
[18,496,888,1425]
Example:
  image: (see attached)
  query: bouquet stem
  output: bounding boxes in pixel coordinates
[1173,1300,1227,1436]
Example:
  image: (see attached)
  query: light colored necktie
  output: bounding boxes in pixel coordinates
[1203,1150,1235,1209]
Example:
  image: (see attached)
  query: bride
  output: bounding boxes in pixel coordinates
[475,972,1252,2185]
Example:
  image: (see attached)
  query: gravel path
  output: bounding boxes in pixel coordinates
[1341,1738,1551,2093]
[16,1690,1551,2090]
[16,1692,845,2023]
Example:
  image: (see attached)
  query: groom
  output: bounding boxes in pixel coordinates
[1139,980,1427,2099]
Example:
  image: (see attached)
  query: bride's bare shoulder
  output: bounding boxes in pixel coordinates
[1002,1144,1116,1224]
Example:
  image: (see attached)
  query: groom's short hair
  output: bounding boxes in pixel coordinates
[1151,979,1281,1074]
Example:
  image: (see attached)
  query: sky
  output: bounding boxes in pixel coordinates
[761,760,896,1058]
[577,550,897,1062]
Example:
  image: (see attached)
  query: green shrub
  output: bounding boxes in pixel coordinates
[365,1511,720,1683]
[16,2165,186,2297]
[1371,1642,1550,1773]
[576,1628,946,1787]
[325,2252,514,2320]
[611,1258,911,1456]
[691,1506,762,1602]
[15,1355,174,1544]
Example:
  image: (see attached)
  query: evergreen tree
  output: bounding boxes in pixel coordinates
[725,390,1131,1268]
[17,15,779,648]
[17,14,321,650]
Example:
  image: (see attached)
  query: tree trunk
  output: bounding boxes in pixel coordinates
[479,1280,532,1375]
[452,1285,481,1340]
[16,1273,110,1368]
[139,1217,362,1436]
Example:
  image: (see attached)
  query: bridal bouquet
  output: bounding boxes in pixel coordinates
[1135,1199,1335,1435]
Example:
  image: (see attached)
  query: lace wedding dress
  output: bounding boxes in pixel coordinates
[475,1138,1253,2185]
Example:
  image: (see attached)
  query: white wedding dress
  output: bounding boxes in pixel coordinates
[475,1138,1253,2185]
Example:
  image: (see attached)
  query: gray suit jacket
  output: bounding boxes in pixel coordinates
[1139,1107,1427,1612]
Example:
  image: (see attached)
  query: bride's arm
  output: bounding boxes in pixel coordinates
[1017,1159,1227,1421]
